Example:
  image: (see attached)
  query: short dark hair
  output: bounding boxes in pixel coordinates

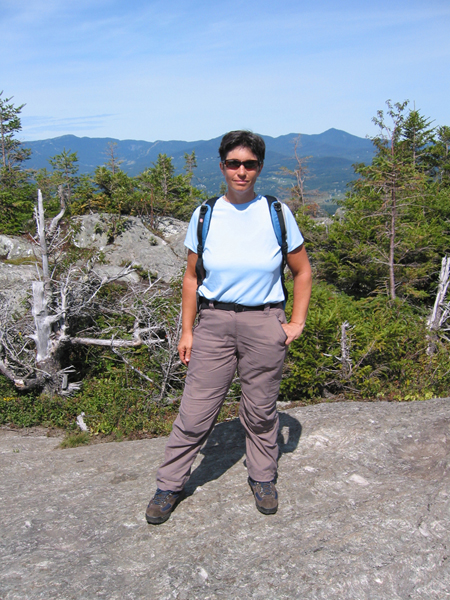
[218,130,265,164]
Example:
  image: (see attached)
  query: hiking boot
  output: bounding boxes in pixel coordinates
[248,477,278,515]
[145,488,185,524]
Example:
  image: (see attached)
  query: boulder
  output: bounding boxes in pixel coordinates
[0,262,36,312]
[72,214,188,282]
[0,234,37,260]
[0,215,189,311]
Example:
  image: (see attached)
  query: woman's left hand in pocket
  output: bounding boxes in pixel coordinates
[281,322,305,345]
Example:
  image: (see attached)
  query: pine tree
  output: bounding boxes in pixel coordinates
[401,108,435,170]
[0,92,35,234]
[315,101,449,302]
[48,149,79,205]
[0,91,31,171]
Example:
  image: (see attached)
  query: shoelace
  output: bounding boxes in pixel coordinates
[153,490,175,505]
[258,482,274,496]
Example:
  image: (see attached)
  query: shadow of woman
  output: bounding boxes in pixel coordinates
[185,412,302,496]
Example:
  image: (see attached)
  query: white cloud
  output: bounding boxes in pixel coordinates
[20,114,115,140]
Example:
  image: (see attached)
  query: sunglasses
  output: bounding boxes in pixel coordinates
[223,159,260,171]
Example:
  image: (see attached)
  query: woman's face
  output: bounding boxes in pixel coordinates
[220,146,263,195]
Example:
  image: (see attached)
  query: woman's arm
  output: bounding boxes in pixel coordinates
[282,244,312,345]
[177,250,199,365]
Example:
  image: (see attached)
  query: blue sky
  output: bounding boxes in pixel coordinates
[2,0,449,142]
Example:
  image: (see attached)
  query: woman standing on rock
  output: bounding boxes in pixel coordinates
[146,130,312,524]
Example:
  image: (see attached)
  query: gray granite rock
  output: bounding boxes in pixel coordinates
[1,398,449,599]
[71,214,187,283]
[0,235,37,260]
[0,263,35,312]
[0,235,38,311]
[0,215,188,311]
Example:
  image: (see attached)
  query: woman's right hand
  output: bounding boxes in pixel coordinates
[178,331,194,366]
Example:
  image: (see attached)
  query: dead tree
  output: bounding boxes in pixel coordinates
[156,309,183,403]
[427,256,450,354]
[323,321,377,395]
[279,135,317,211]
[339,321,352,378]
[0,189,182,397]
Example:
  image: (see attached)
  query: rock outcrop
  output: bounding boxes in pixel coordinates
[0,215,189,310]
[1,398,449,599]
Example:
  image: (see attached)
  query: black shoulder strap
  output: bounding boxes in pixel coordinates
[265,195,289,305]
[195,196,219,286]
[195,194,289,305]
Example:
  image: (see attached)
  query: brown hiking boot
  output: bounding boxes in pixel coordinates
[248,477,278,515]
[145,488,185,524]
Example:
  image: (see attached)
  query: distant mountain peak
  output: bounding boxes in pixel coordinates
[23,129,374,197]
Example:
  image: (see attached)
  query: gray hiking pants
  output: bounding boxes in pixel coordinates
[156,305,288,491]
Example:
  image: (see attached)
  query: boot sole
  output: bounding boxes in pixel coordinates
[255,503,278,515]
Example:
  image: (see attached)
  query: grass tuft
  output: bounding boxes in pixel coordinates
[60,431,90,448]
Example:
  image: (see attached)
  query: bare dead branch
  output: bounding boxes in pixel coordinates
[427,256,450,354]
[47,185,66,238]
[35,190,49,280]
[111,347,155,383]
[0,358,45,390]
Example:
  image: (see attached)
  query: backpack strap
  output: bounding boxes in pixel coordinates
[195,196,219,286]
[265,195,289,305]
[195,194,289,306]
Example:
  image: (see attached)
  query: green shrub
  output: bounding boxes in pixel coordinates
[0,377,180,436]
[1,278,449,437]
[281,280,450,402]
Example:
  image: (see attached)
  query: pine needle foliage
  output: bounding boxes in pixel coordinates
[307,101,450,303]
[281,281,450,402]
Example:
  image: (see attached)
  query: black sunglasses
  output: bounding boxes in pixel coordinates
[223,159,260,171]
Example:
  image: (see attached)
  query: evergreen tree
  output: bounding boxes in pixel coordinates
[401,108,435,170]
[183,150,197,178]
[432,125,450,186]
[48,149,79,205]
[92,165,136,213]
[184,150,197,199]
[0,91,31,171]
[103,142,124,175]
[36,150,92,217]
[137,153,201,225]
[0,92,35,234]
[314,101,450,302]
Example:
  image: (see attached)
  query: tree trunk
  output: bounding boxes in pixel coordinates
[389,188,397,300]
[32,281,52,363]
[31,280,63,394]
[340,321,352,378]
[427,256,450,355]
[36,190,50,279]
[0,119,5,168]
[31,190,63,393]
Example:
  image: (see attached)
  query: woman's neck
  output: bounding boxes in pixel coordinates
[224,188,257,205]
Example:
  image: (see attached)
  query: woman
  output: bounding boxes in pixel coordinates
[146,130,312,524]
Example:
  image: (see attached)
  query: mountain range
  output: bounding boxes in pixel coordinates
[24,129,375,203]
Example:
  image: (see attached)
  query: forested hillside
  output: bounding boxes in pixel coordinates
[23,128,375,200]
[0,93,449,441]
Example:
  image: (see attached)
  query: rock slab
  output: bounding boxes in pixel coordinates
[0,398,449,599]
[0,215,189,311]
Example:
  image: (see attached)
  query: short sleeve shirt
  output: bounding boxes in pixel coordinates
[184,195,304,306]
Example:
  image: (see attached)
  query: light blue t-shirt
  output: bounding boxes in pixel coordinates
[184,195,304,306]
